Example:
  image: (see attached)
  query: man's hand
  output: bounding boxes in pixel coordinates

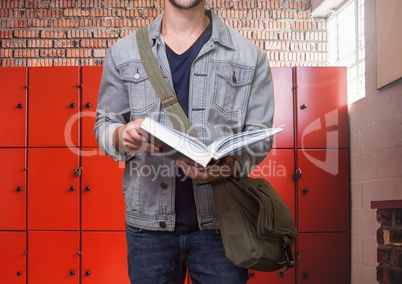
[176,156,240,184]
[113,118,160,154]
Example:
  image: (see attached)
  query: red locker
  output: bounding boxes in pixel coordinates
[271,67,294,149]
[0,67,27,147]
[81,149,125,230]
[248,149,296,284]
[249,149,296,218]
[81,66,103,147]
[28,148,80,230]
[0,149,26,230]
[297,149,349,232]
[81,231,130,284]
[295,67,348,149]
[28,231,80,284]
[0,232,26,284]
[297,233,350,284]
[28,66,80,147]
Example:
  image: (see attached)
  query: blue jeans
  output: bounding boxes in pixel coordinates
[126,225,248,284]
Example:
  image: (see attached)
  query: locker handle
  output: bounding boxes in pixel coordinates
[17,103,23,108]
[85,186,91,191]
[17,271,22,276]
[70,103,76,108]
[302,188,309,195]
[300,103,307,110]
[16,187,22,192]
[69,186,75,191]
[85,271,91,276]
[85,103,91,108]
[70,270,75,276]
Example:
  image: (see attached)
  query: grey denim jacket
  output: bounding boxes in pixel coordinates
[94,11,275,231]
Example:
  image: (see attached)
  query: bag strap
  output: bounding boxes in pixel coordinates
[136,26,199,138]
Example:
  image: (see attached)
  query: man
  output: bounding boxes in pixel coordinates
[95,0,274,283]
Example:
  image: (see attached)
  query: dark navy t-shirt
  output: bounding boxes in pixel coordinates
[165,22,212,234]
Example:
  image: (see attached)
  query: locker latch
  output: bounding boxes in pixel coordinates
[74,167,82,176]
[294,168,302,180]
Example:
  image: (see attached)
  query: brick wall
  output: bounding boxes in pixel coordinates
[0,0,327,67]
[372,201,402,284]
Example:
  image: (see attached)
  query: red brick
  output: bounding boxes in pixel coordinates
[54,39,78,48]
[40,49,66,58]
[378,246,392,265]
[390,228,402,244]
[80,39,106,48]
[14,49,39,58]
[40,30,67,39]
[2,39,26,48]
[27,19,52,28]
[27,58,53,66]
[54,19,79,28]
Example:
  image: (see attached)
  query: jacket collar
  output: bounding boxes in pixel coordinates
[147,10,235,50]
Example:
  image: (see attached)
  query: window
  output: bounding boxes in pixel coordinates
[328,0,365,104]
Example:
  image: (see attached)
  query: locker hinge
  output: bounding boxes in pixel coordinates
[74,167,82,176]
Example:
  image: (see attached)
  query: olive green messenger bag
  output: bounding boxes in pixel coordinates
[136,26,297,277]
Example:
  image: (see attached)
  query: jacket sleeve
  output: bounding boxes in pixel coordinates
[232,53,275,176]
[94,48,132,162]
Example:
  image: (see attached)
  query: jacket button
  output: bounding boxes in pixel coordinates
[159,221,166,228]
[160,182,168,189]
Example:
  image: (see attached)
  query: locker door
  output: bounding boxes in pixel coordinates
[28,231,80,284]
[0,149,26,230]
[271,67,294,148]
[28,66,80,147]
[82,231,130,284]
[28,148,80,230]
[248,149,296,284]
[0,67,27,147]
[297,233,350,284]
[81,150,125,230]
[297,149,349,232]
[249,149,296,218]
[295,67,348,149]
[0,232,26,284]
[81,66,103,147]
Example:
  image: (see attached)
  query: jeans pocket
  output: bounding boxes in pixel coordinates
[126,224,143,234]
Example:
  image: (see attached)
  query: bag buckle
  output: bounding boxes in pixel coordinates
[277,238,295,278]
[161,95,178,107]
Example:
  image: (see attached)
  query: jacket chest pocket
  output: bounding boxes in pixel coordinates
[212,62,253,116]
[119,61,160,114]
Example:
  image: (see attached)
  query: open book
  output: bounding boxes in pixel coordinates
[140,117,283,168]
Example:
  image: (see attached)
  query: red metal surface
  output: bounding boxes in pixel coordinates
[0,148,26,230]
[249,149,296,218]
[271,67,294,149]
[297,233,350,284]
[295,67,348,149]
[28,66,80,147]
[81,66,103,147]
[81,231,130,284]
[81,149,125,230]
[0,232,26,284]
[297,149,349,232]
[27,148,80,230]
[28,231,80,284]
[0,67,27,147]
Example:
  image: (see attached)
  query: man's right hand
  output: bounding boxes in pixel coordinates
[113,118,160,154]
